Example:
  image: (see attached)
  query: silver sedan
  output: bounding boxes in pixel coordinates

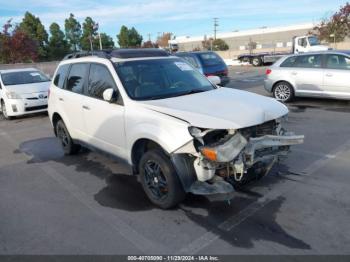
[264,51,350,102]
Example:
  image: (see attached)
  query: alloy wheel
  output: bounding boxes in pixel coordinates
[143,160,169,200]
[274,84,291,101]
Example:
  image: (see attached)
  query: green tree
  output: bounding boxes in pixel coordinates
[212,38,229,51]
[19,12,48,60]
[117,25,129,47]
[48,23,70,60]
[80,17,98,50]
[128,27,143,47]
[98,33,115,49]
[117,25,143,48]
[64,13,82,51]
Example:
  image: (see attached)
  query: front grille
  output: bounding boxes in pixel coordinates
[26,97,39,100]
[25,105,48,112]
[240,120,277,139]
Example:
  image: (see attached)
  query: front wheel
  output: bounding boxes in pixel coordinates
[273,82,294,102]
[139,150,185,209]
[1,101,13,120]
[55,120,81,155]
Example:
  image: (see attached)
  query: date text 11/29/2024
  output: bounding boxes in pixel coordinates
[127,255,219,261]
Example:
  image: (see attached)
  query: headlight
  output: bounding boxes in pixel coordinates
[6,91,21,99]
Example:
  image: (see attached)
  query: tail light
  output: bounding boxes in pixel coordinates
[205,73,215,77]
[223,69,228,76]
[266,69,272,75]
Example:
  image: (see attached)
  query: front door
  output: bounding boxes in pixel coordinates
[82,63,127,158]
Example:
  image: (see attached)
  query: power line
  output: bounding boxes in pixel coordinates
[213,18,219,40]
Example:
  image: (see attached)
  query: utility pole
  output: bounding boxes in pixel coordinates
[213,17,219,40]
[147,33,152,42]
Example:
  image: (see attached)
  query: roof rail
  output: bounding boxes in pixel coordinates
[63,48,170,60]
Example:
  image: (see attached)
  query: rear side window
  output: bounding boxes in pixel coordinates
[66,63,89,94]
[53,64,70,89]
[325,54,350,70]
[198,53,224,66]
[88,64,117,99]
[280,55,321,68]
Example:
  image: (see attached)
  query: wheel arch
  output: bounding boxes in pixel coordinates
[131,138,168,174]
[272,80,295,93]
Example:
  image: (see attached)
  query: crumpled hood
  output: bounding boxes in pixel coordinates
[138,87,288,129]
[5,81,50,95]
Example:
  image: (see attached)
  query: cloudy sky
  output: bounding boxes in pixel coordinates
[0,0,346,41]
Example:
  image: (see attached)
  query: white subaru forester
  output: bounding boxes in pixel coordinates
[48,49,304,209]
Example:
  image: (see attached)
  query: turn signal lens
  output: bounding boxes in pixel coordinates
[201,148,217,161]
[266,69,272,75]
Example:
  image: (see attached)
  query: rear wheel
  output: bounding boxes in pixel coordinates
[252,57,262,67]
[55,120,81,155]
[139,150,185,209]
[273,81,294,102]
[1,101,13,120]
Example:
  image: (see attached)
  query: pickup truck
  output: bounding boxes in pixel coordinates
[238,35,330,66]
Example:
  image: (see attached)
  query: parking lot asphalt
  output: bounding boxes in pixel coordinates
[1,66,350,255]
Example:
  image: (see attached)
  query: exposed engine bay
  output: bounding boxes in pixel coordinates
[172,117,304,198]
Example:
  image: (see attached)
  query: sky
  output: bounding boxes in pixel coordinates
[0,0,347,42]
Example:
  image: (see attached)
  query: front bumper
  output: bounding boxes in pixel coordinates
[4,97,48,116]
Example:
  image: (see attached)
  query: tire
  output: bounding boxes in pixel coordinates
[55,120,81,155]
[252,57,262,67]
[1,100,13,120]
[139,150,186,209]
[273,81,294,102]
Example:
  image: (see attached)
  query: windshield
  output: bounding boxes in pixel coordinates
[198,52,224,66]
[1,70,50,86]
[114,58,215,100]
[308,36,320,46]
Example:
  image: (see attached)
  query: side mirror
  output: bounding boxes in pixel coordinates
[103,88,116,102]
[207,75,221,86]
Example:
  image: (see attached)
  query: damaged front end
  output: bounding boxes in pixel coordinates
[171,118,304,200]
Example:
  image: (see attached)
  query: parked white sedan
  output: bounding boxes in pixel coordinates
[0,68,51,120]
[264,51,350,102]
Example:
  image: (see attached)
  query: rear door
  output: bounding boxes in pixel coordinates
[323,54,350,98]
[61,63,89,138]
[81,62,126,158]
[281,54,324,96]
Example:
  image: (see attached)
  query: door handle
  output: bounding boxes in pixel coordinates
[291,72,298,76]
[82,105,90,110]
[58,98,64,101]
[325,73,333,77]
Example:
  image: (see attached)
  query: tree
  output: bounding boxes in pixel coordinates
[0,20,38,63]
[313,2,350,43]
[98,33,115,49]
[142,40,158,48]
[117,25,129,48]
[48,23,70,60]
[212,39,229,51]
[19,12,48,60]
[157,32,172,48]
[128,27,143,47]
[80,17,98,50]
[65,13,82,51]
[117,25,143,48]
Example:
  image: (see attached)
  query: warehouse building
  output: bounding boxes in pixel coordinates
[176,23,314,52]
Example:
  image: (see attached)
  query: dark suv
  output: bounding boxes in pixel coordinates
[175,51,230,86]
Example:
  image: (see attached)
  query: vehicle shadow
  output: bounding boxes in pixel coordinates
[17,136,311,250]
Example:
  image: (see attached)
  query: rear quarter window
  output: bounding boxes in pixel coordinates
[280,56,297,67]
[53,64,70,88]
[198,53,224,66]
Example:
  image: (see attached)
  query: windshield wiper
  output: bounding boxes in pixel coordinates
[171,89,207,97]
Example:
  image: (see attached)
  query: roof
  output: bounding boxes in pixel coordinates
[0,68,38,74]
[63,48,170,61]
